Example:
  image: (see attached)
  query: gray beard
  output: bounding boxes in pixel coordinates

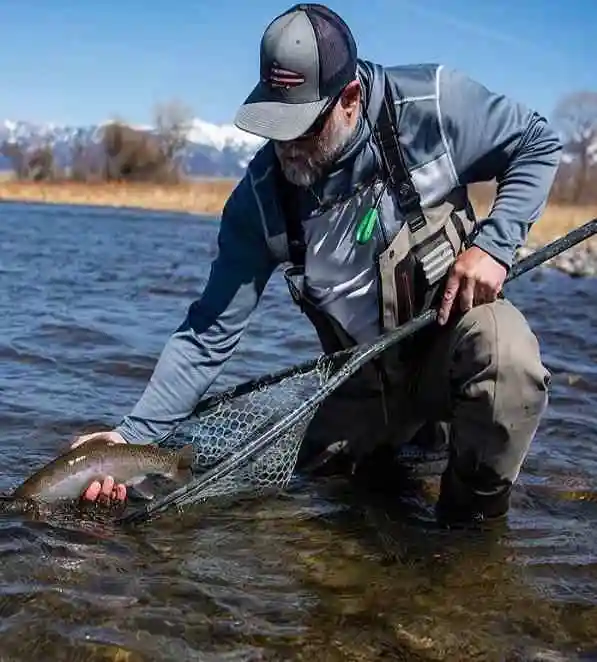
[274,120,356,188]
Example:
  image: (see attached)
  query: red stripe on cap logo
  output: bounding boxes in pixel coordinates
[265,63,305,88]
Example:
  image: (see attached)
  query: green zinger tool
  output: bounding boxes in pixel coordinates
[355,177,391,244]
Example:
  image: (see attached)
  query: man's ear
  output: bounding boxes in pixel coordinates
[340,80,361,114]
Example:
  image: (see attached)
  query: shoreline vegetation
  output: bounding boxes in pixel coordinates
[0,178,597,237]
[0,177,237,218]
[2,92,595,277]
[0,177,592,240]
[1,177,596,277]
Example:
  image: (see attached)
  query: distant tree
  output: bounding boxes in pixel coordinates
[153,99,194,182]
[27,143,56,181]
[0,140,56,180]
[553,91,597,203]
[0,100,195,185]
[71,129,94,181]
[100,121,170,183]
[0,141,26,179]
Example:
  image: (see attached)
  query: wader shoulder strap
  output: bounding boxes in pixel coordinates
[374,74,447,342]
[374,75,427,235]
[275,161,306,267]
[277,73,428,265]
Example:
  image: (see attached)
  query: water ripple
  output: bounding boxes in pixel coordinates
[0,201,596,659]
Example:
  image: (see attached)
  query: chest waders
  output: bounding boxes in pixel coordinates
[278,73,478,411]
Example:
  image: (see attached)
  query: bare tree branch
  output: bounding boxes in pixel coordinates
[553,91,597,203]
[153,99,194,182]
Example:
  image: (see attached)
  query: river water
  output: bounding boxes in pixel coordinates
[1,200,597,661]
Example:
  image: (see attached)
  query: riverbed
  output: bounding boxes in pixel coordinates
[1,201,597,661]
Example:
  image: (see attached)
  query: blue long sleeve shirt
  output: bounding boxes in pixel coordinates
[116,61,562,443]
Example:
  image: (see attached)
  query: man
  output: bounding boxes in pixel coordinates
[72,3,561,526]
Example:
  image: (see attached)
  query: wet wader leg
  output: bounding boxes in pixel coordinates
[296,389,385,475]
[297,376,417,477]
[412,298,550,527]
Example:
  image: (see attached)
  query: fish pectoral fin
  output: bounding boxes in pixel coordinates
[172,468,193,485]
[126,478,155,501]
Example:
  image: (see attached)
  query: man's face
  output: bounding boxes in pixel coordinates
[274,83,360,188]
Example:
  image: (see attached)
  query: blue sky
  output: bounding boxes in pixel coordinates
[0,0,593,127]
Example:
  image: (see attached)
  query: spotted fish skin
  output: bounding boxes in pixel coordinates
[11,441,194,503]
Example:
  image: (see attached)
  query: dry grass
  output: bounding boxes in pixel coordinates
[526,204,597,244]
[469,181,596,246]
[0,177,594,246]
[0,178,237,217]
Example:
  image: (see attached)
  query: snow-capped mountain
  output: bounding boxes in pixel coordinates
[3,117,595,180]
[0,117,265,178]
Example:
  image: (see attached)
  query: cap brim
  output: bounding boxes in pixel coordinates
[234,82,329,141]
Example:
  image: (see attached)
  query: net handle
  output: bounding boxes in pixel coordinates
[118,218,597,526]
[191,217,597,417]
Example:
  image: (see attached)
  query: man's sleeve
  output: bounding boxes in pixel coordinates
[116,172,277,443]
[437,66,563,268]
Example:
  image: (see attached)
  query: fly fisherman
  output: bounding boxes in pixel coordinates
[71,3,561,527]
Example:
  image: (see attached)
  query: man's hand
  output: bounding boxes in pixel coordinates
[70,430,128,504]
[438,246,507,326]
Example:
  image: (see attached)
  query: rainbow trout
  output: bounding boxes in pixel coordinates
[11,440,194,503]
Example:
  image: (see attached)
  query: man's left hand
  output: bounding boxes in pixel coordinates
[438,246,507,326]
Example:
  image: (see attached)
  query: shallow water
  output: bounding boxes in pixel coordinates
[1,200,597,660]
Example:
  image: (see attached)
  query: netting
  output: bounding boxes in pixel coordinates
[116,222,595,525]
[158,355,338,508]
[120,310,437,525]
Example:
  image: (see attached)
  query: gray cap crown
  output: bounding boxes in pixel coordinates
[234,4,358,141]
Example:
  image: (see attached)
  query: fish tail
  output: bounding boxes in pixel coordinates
[176,444,195,471]
[0,495,41,516]
[166,444,194,485]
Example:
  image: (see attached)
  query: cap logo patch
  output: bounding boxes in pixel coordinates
[264,62,305,89]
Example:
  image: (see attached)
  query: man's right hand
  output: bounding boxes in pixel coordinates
[70,430,128,504]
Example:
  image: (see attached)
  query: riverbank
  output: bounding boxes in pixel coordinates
[0,179,237,217]
[3,201,597,661]
[471,188,597,278]
[0,178,595,277]
[517,219,597,279]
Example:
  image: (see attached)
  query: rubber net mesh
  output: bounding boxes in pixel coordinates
[158,356,339,509]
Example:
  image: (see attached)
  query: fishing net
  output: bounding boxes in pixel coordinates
[117,220,596,525]
[159,354,340,508]
[120,311,438,525]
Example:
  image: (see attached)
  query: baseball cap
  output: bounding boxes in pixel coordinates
[234,4,358,142]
